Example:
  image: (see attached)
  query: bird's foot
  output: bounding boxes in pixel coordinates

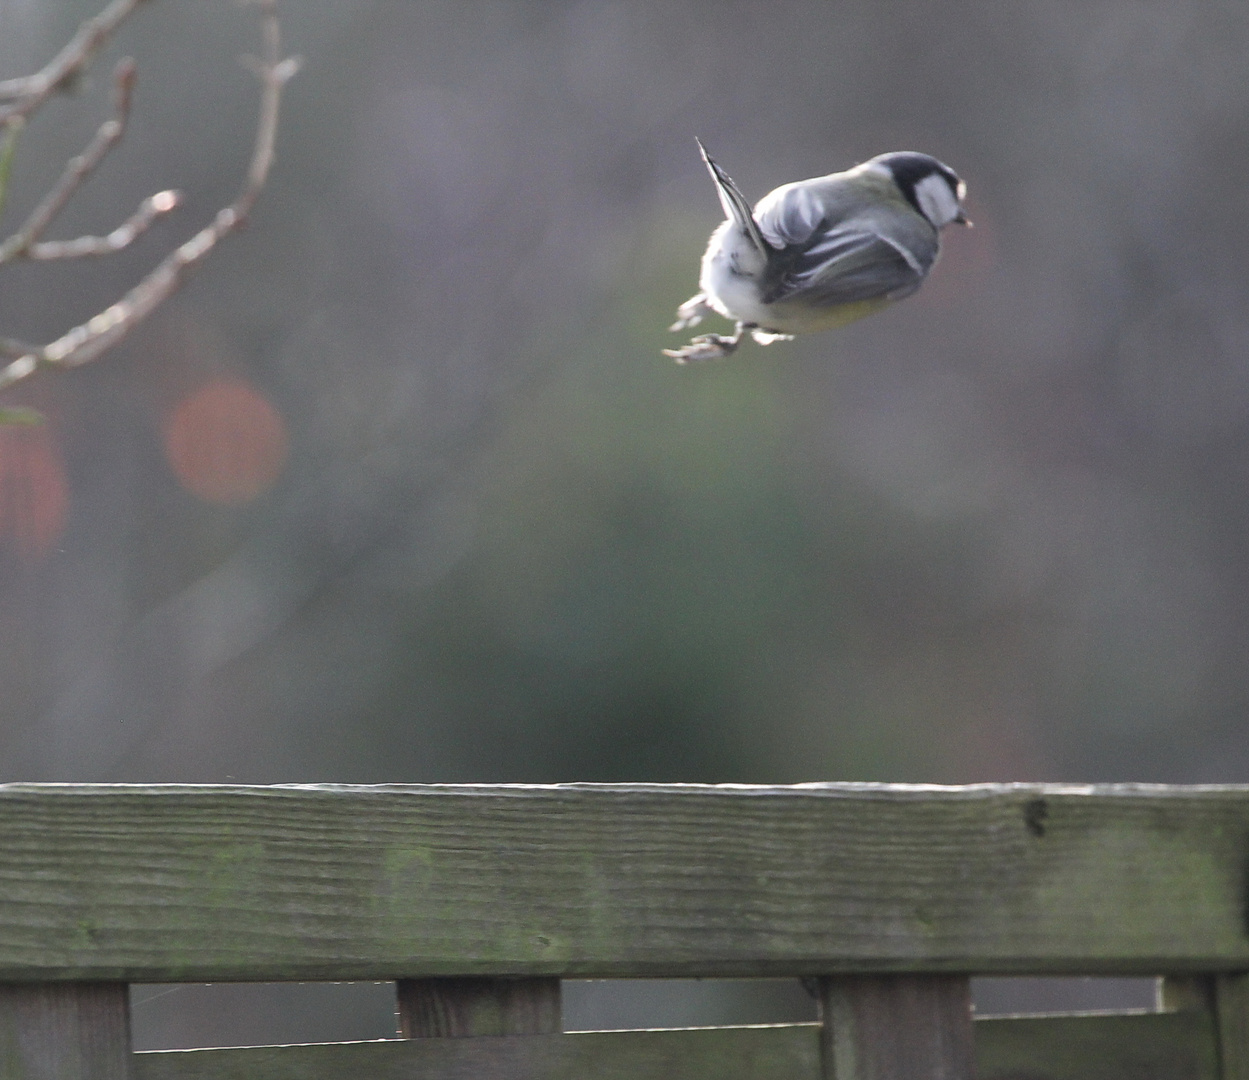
[668,293,712,332]
[750,328,795,345]
[663,332,743,364]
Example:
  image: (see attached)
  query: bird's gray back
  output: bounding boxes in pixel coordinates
[755,171,935,261]
[752,170,940,308]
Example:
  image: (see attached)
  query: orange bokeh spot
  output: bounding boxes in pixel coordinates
[0,425,69,559]
[164,379,288,505]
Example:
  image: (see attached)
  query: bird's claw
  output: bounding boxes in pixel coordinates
[663,333,741,364]
[668,294,712,333]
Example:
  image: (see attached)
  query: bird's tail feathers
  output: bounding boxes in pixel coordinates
[696,138,768,254]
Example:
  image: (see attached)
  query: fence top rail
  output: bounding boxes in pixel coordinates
[0,782,1246,982]
[6,780,1248,796]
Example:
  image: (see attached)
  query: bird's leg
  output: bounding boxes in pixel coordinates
[750,327,795,345]
[668,293,713,332]
[663,321,751,364]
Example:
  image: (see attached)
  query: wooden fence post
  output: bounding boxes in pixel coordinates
[1215,973,1249,1080]
[395,977,562,1038]
[1157,975,1215,1014]
[818,975,974,1080]
[1158,973,1245,1080]
[0,983,132,1080]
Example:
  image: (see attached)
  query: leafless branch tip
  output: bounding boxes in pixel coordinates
[0,0,295,393]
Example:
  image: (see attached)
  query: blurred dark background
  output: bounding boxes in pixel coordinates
[0,0,1242,1050]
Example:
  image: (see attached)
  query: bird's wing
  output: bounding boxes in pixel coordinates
[751,174,940,307]
[761,230,920,306]
[761,223,937,308]
[697,139,770,255]
[754,181,832,249]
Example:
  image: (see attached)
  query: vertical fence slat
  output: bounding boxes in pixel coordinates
[818,975,974,1080]
[1215,974,1249,1080]
[1157,975,1216,1014]
[395,977,562,1038]
[0,983,132,1080]
[1161,973,1249,1080]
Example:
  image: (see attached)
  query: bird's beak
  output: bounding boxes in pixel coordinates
[954,210,973,227]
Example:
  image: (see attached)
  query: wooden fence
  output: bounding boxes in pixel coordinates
[0,782,1246,1079]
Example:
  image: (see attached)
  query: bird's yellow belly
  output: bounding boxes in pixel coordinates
[700,237,897,336]
[710,292,894,335]
[757,295,895,334]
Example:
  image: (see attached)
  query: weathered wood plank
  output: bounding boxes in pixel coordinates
[133,1024,823,1080]
[0,982,133,1080]
[818,975,973,1080]
[2,783,1249,980]
[1215,973,1249,1080]
[396,977,561,1036]
[130,1012,1218,1080]
[976,1010,1217,1080]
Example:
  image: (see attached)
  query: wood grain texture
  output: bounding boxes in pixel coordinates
[0,982,132,1080]
[819,975,973,1080]
[133,1024,822,1080]
[129,1012,1218,1080]
[2,783,1249,980]
[396,977,561,1037]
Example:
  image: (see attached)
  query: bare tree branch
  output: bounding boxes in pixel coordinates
[0,0,298,396]
[0,0,152,115]
[26,188,181,261]
[0,58,181,263]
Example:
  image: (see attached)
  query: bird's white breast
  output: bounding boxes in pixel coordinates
[698,222,774,326]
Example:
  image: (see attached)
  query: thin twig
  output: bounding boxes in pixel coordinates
[0,0,298,392]
[0,0,151,117]
[27,188,181,260]
[1,58,135,256]
[0,59,181,263]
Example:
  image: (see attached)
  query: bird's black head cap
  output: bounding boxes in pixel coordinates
[873,152,965,223]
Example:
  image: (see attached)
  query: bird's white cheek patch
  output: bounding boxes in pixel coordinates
[915,173,959,227]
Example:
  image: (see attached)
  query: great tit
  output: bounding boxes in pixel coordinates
[665,141,969,363]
